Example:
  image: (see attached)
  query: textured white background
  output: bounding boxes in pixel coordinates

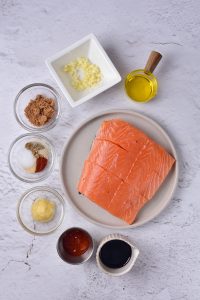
[0,0,200,299]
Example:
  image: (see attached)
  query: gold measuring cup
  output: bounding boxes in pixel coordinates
[125,51,162,103]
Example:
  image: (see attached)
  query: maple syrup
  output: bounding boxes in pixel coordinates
[57,228,92,261]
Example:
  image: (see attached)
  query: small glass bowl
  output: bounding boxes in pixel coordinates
[8,133,55,183]
[14,83,61,132]
[17,186,65,235]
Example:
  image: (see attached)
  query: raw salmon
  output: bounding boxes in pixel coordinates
[89,139,137,180]
[78,160,122,209]
[77,119,175,224]
[96,119,148,151]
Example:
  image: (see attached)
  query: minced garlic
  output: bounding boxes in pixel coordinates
[64,57,102,91]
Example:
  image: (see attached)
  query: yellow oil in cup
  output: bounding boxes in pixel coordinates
[125,51,162,103]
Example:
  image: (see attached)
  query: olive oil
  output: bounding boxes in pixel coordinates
[125,51,162,103]
[125,69,158,103]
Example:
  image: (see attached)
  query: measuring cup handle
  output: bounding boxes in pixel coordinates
[144,51,162,73]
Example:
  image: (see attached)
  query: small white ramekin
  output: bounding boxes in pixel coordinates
[96,233,139,276]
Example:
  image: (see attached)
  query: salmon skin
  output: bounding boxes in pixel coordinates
[77,119,175,224]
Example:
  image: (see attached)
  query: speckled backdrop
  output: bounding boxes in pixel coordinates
[1,0,200,299]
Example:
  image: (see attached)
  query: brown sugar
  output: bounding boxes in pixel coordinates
[24,95,55,126]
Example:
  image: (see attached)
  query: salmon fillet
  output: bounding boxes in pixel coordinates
[77,119,175,224]
[89,139,138,180]
[96,119,148,151]
[78,160,122,209]
[108,184,146,223]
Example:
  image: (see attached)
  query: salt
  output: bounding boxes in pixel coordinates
[20,148,36,169]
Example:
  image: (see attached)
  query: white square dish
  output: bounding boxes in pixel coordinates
[45,34,121,107]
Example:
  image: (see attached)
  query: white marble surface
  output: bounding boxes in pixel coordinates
[1,0,200,299]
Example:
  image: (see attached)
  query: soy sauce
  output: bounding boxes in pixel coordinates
[99,240,132,269]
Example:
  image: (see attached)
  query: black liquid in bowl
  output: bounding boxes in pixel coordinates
[99,240,132,269]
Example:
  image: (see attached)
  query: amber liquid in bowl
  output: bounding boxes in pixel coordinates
[57,228,93,263]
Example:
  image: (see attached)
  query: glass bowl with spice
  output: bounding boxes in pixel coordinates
[8,133,56,183]
[14,83,61,132]
[17,186,65,235]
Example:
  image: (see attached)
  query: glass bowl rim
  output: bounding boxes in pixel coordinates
[8,133,56,183]
[14,83,61,132]
[17,186,65,235]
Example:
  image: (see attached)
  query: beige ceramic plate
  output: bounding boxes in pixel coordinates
[60,110,179,229]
